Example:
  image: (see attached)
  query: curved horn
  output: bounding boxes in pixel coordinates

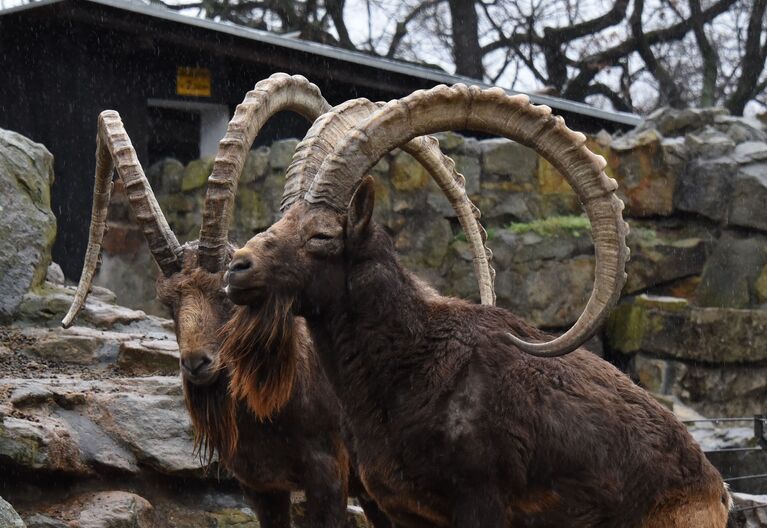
[62,110,182,328]
[282,98,496,305]
[306,84,629,357]
[198,73,331,272]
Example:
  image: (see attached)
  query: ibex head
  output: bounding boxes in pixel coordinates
[226,84,630,358]
[62,73,331,461]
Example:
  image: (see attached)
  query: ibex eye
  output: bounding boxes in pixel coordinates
[311,233,334,241]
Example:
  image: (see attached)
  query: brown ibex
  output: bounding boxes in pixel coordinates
[223,84,731,528]
[63,75,495,527]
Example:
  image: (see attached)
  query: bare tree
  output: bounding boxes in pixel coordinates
[153,0,767,115]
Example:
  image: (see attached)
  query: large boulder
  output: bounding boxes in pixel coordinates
[0,129,57,320]
[0,496,25,528]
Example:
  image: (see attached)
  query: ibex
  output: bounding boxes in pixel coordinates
[63,74,495,528]
[223,84,731,528]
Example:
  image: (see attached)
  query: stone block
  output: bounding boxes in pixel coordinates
[181,157,214,192]
[607,294,767,363]
[268,138,299,169]
[630,352,767,417]
[674,156,737,221]
[696,233,767,308]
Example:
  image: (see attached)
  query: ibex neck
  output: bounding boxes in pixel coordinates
[303,253,429,418]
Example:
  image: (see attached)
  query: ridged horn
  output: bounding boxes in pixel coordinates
[305,84,629,357]
[282,98,496,305]
[62,110,182,328]
[198,73,331,272]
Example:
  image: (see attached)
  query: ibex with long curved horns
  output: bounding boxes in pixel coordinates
[64,74,496,528]
[223,84,731,527]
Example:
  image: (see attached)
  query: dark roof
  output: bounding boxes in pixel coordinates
[2,0,641,128]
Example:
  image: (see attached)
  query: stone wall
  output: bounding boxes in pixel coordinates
[95,107,767,416]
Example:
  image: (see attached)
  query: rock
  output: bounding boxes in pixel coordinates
[608,294,767,363]
[479,138,538,188]
[390,150,431,192]
[117,339,179,375]
[684,126,736,159]
[147,158,184,194]
[20,326,126,365]
[494,255,595,328]
[90,377,204,476]
[45,263,65,286]
[696,234,767,308]
[395,213,452,269]
[235,187,274,232]
[640,106,729,136]
[609,129,677,216]
[94,247,165,317]
[624,225,709,294]
[0,128,57,320]
[715,114,767,143]
[629,353,767,417]
[0,414,91,475]
[268,138,299,169]
[728,163,767,231]
[241,146,270,184]
[674,156,737,221]
[24,514,68,528]
[733,141,767,164]
[208,508,259,528]
[16,284,148,329]
[0,376,204,478]
[76,492,153,528]
[0,497,25,528]
[434,131,465,152]
[730,493,767,527]
[491,218,593,265]
[180,157,214,192]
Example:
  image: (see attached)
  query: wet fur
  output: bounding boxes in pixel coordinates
[220,298,298,420]
[157,244,391,528]
[226,194,730,528]
[183,370,239,466]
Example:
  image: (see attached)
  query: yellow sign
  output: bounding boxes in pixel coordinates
[176,67,211,97]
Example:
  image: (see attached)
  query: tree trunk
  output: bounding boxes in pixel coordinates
[448,0,484,79]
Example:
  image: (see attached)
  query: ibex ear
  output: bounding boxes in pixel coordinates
[346,175,375,242]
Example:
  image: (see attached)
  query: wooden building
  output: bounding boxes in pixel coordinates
[0,0,640,278]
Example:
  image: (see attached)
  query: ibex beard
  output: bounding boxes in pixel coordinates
[219,295,300,420]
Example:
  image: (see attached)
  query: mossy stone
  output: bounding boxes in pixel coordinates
[181,157,214,192]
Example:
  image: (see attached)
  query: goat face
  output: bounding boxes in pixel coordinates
[157,245,233,386]
[225,186,370,311]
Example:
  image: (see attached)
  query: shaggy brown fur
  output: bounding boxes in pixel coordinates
[220,299,298,420]
[224,178,730,528]
[157,244,392,528]
[183,370,238,465]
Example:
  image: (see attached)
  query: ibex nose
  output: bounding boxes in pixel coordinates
[181,355,212,376]
[228,257,252,274]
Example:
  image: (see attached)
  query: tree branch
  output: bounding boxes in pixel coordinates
[542,0,629,44]
[726,0,767,114]
[689,0,719,106]
[386,0,445,58]
[563,0,736,102]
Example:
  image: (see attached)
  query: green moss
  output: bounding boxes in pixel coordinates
[506,216,591,237]
[208,508,259,527]
[605,302,645,353]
